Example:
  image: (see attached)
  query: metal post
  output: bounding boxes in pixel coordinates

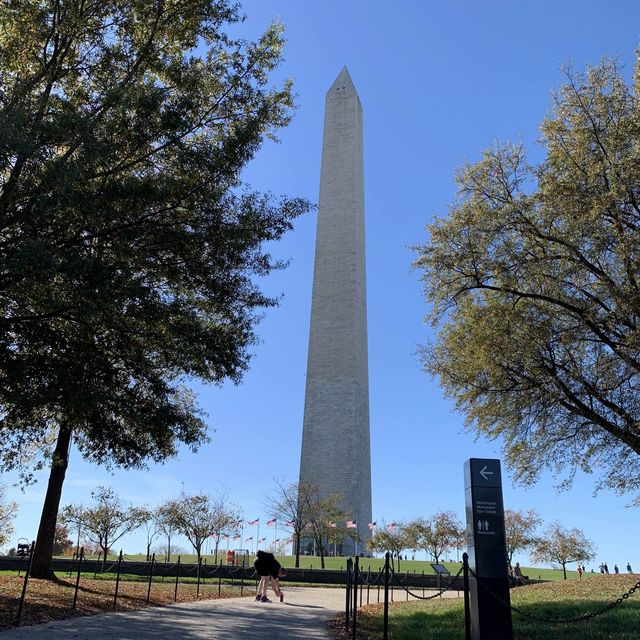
[352,556,359,640]
[174,556,181,602]
[72,547,84,610]
[113,550,123,611]
[463,552,471,640]
[345,558,352,629]
[15,541,35,626]
[146,553,156,604]
[383,552,390,640]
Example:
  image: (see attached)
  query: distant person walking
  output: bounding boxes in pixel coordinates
[513,562,527,586]
[604,562,609,574]
[254,550,286,603]
[577,565,583,579]
[614,564,619,574]
[627,562,633,573]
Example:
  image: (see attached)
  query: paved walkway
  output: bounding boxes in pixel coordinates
[1,587,347,640]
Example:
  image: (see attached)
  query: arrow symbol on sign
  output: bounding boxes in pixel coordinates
[479,466,494,480]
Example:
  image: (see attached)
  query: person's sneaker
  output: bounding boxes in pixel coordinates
[255,595,261,601]
[260,596,271,602]
[279,592,284,602]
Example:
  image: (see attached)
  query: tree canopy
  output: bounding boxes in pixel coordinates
[405,511,463,564]
[61,486,142,568]
[0,0,309,578]
[531,521,595,579]
[415,56,640,499]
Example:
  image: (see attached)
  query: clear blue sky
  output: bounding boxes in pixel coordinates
[5,0,640,571]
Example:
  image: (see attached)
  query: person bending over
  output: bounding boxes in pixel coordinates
[254,550,286,602]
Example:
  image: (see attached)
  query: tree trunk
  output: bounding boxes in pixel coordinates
[562,562,567,579]
[294,532,300,568]
[30,425,73,579]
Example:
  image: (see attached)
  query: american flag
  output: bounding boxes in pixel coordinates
[273,539,280,544]
[233,534,241,540]
[368,522,377,530]
[346,520,357,529]
[258,537,266,544]
[245,536,253,542]
[285,520,295,527]
[387,523,397,532]
[247,518,259,525]
[266,518,277,526]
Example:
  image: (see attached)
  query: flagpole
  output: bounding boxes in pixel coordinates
[257,520,260,552]
[275,520,278,549]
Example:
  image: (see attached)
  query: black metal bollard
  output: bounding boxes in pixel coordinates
[352,556,359,640]
[463,552,471,640]
[146,553,156,604]
[15,541,35,627]
[174,556,181,602]
[113,550,123,611]
[345,558,352,629]
[72,547,85,610]
[383,552,390,640]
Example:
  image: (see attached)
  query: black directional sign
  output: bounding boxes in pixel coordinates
[464,458,513,640]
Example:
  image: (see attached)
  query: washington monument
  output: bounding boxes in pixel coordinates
[299,67,372,555]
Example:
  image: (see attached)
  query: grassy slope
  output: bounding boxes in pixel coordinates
[110,554,580,581]
[347,574,640,640]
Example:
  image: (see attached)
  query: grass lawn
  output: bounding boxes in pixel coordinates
[330,574,640,640]
[106,554,580,581]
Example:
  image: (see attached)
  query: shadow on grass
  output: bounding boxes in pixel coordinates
[344,598,640,640]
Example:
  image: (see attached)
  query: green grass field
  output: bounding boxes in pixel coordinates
[353,574,640,640]
[62,554,582,582]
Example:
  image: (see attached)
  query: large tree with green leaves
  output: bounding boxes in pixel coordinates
[415,56,640,499]
[0,0,309,579]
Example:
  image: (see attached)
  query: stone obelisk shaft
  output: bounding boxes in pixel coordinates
[299,67,371,555]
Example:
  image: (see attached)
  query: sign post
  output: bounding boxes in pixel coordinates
[464,458,513,640]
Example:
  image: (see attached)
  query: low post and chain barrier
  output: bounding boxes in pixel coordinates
[345,558,352,630]
[113,549,124,611]
[469,566,640,626]
[72,547,85,610]
[174,555,181,602]
[146,553,156,605]
[352,556,359,640]
[14,541,35,627]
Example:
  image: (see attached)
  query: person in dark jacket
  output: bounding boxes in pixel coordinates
[254,550,286,602]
